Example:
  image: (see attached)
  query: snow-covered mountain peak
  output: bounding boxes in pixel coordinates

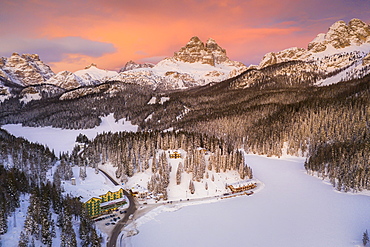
[113,37,247,90]
[308,18,370,53]
[259,18,370,69]
[242,18,370,88]
[172,36,215,65]
[0,53,55,86]
[45,65,118,90]
[73,64,118,84]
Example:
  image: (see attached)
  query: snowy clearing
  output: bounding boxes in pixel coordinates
[1,114,138,155]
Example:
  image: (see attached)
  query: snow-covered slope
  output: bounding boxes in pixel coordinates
[255,18,370,87]
[113,37,248,90]
[47,64,118,90]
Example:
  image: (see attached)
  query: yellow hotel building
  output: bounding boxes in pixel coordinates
[84,188,126,217]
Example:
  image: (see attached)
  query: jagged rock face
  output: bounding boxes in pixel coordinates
[172,36,231,66]
[260,19,370,69]
[308,19,370,52]
[119,60,154,72]
[0,53,55,86]
[259,47,311,68]
[173,36,213,65]
[363,52,370,66]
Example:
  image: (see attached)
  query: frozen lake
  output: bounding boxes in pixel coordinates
[125,155,370,247]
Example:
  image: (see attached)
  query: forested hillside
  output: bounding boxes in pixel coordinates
[0,73,369,192]
[0,131,101,246]
[71,131,253,199]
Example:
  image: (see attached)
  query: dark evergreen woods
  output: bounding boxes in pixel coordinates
[0,133,101,246]
[71,131,253,198]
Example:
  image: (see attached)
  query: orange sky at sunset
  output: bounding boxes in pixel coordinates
[1,0,369,72]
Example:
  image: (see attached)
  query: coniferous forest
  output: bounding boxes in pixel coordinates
[0,74,369,192]
[0,130,101,246]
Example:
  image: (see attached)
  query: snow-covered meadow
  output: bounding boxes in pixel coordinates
[2,114,138,154]
[2,118,370,247]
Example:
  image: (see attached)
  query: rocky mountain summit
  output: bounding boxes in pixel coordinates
[172,36,227,66]
[113,36,247,90]
[308,18,370,52]
[0,53,54,86]
[231,18,370,89]
[259,19,370,68]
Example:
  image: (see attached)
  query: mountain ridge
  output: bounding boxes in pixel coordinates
[1,18,370,101]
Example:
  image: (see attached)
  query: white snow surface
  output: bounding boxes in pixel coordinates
[74,65,118,82]
[19,92,42,104]
[124,155,370,247]
[311,43,370,60]
[1,114,138,155]
[62,166,122,203]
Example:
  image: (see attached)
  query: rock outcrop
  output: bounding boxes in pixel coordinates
[119,60,154,72]
[308,19,370,52]
[0,53,55,86]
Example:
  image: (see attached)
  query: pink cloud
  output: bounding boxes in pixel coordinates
[1,0,369,72]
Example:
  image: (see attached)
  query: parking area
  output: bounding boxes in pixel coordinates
[94,209,128,226]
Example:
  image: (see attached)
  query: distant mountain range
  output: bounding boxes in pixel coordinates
[1,18,370,102]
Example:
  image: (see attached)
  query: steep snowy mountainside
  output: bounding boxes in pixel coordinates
[46,63,118,90]
[254,18,370,87]
[74,63,118,84]
[113,37,248,90]
[0,53,55,86]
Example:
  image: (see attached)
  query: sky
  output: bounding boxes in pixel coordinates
[0,0,369,73]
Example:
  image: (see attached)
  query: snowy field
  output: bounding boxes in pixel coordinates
[124,155,370,247]
[1,114,138,154]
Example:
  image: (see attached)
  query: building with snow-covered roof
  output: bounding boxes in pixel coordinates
[84,188,127,217]
[131,184,151,200]
[227,182,257,194]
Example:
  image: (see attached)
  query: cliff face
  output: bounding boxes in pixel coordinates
[0,53,55,86]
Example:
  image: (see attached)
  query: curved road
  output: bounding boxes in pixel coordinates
[98,169,137,247]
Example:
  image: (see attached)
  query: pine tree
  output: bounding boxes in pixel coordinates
[189,180,195,194]
[176,163,182,185]
[18,231,28,247]
[363,229,369,246]
[0,207,7,235]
